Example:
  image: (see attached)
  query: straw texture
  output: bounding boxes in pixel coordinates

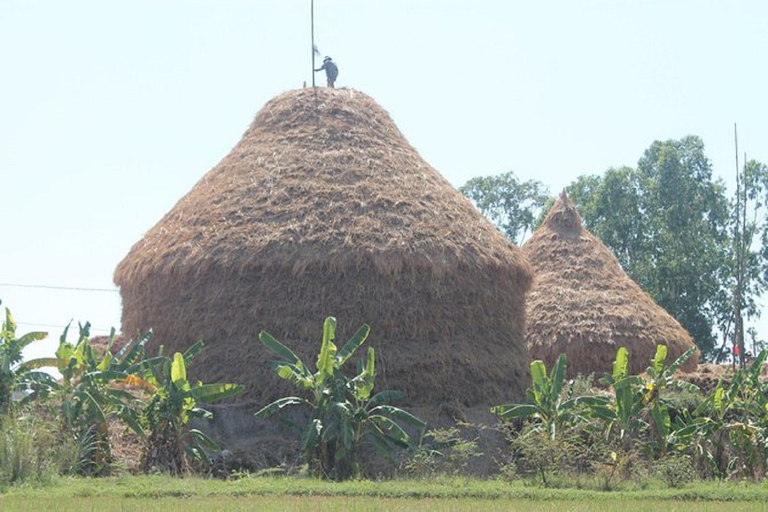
[114,87,533,406]
[523,191,699,376]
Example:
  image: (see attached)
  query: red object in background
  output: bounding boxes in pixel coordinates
[734,344,742,356]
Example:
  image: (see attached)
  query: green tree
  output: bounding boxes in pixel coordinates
[568,137,731,356]
[720,158,768,364]
[460,171,549,244]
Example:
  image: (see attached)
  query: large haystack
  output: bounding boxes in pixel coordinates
[523,191,699,376]
[114,87,533,407]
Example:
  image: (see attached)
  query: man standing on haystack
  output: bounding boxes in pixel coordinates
[315,56,338,88]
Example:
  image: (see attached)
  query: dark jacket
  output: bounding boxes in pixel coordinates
[316,60,339,80]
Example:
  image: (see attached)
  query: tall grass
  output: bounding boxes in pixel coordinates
[0,409,52,487]
[0,406,104,488]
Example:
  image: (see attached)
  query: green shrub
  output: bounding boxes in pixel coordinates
[403,427,483,478]
[654,453,695,488]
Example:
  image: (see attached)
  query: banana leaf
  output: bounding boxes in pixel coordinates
[190,382,244,403]
[492,403,539,420]
[255,396,308,419]
[336,324,371,365]
[369,415,411,448]
[259,331,304,366]
[366,390,405,407]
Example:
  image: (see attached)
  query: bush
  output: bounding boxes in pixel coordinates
[654,453,696,488]
[403,426,483,478]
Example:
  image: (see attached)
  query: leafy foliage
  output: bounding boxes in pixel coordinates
[22,323,150,475]
[0,308,49,413]
[136,342,243,476]
[653,453,696,488]
[460,171,549,244]
[587,347,647,446]
[563,139,768,358]
[256,317,426,481]
[492,354,600,440]
[402,427,483,478]
[675,350,768,480]
[722,159,768,364]
[641,345,698,452]
[0,408,53,487]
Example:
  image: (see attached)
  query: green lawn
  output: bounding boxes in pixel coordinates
[2,476,768,511]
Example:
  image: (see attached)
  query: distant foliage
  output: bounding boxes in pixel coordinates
[566,137,768,358]
[460,171,549,244]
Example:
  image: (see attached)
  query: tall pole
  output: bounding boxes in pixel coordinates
[311,0,316,89]
[733,123,746,368]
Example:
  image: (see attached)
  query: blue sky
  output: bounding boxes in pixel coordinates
[1,1,766,358]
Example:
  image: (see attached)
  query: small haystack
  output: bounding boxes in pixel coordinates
[523,191,699,376]
[114,87,533,407]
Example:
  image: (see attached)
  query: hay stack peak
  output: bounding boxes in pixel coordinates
[523,191,699,375]
[115,87,533,406]
[542,190,582,238]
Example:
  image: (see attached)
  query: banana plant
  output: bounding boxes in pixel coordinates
[590,347,647,444]
[21,323,151,475]
[0,307,50,412]
[641,345,698,453]
[492,354,601,440]
[136,341,243,476]
[255,316,426,481]
[681,350,768,479]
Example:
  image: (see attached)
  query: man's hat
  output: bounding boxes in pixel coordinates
[324,56,332,62]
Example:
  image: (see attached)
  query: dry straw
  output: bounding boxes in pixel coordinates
[114,88,533,407]
[523,191,699,376]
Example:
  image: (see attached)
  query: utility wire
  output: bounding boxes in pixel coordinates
[17,322,115,334]
[0,283,118,293]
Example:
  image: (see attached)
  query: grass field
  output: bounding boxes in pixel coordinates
[3,476,768,511]
[4,495,768,512]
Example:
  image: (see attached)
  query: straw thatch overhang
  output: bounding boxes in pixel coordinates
[114,88,533,407]
[523,191,699,376]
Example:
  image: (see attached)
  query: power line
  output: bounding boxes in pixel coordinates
[0,282,118,293]
[17,321,116,334]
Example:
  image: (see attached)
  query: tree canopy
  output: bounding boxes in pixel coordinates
[461,136,768,360]
[568,136,730,356]
[460,171,549,245]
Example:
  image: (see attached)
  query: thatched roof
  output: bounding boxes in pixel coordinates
[114,87,533,406]
[523,191,699,376]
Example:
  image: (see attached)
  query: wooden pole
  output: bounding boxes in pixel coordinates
[734,123,744,367]
[311,0,316,89]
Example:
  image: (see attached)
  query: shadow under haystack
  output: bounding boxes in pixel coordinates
[523,191,699,376]
[114,87,533,411]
